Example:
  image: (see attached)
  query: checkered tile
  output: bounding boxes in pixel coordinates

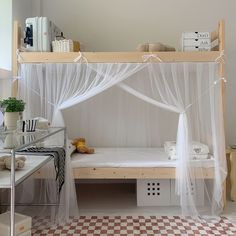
[32,216,236,236]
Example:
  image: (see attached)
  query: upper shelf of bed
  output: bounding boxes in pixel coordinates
[13,20,224,65]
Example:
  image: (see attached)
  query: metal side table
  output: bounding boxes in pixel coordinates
[0,127,66,236]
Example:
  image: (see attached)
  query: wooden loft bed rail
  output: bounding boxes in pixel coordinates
[13,20,224,65]
[17,51,220,63]
[11,20,225,96]
[12,19,225,95]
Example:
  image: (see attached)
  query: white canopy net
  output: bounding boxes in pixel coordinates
[15,59,226,222]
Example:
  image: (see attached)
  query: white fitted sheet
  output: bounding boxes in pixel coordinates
[71,148,214,168]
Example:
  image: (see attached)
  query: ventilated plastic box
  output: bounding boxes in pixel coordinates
[0,211,32,236]
[170,179,204,206]
[137,179,171,206]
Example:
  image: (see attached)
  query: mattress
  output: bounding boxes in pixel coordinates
[71,148,214,168]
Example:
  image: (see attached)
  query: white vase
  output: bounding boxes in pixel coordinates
[4,112,20,130]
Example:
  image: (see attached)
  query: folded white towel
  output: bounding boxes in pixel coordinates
[164,141,210,160]
[168,153,209,160]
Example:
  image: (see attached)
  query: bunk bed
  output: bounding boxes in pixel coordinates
[11,20,227,215]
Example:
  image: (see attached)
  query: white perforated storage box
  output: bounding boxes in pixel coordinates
[137,179,171,206]
[0,211,32,236]
[170,179,204,206]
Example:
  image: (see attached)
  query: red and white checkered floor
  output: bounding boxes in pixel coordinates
[32,215,236,236]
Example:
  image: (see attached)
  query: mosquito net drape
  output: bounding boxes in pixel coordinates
[17,60,226,219]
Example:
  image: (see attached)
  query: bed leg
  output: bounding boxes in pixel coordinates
[223,180,227,209]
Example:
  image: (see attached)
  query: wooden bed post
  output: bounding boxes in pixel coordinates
[218,20,227,207]
[12,21,21,97]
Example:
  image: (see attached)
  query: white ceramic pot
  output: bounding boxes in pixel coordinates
[4,112,20,130]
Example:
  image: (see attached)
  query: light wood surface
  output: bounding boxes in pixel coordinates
[218,20,226,207]
[72,167,215,179]
[211,29,219,42]
[17,51,221,63]
[230,151,236,201]
[226,149,236,201]
[12,21,21,97]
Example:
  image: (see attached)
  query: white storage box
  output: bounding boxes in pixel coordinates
[183,46,211,52]
[19,230,31,236]
[183,38,211,47]
[0,211,32,236]
[170,180,204,206]
[137,179,171,206]
[182,32,210,39]
[181,31,211,51]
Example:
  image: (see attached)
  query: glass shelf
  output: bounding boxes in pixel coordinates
[0,127,65,153]
[0,155,53,188]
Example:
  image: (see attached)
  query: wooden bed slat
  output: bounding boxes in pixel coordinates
[72,167,215,179]
[12,21,21,97]
[18,51,221,63]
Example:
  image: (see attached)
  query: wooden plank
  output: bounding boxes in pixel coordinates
[211,29,218,42]
[219,20,225,52]
[218,19,226,207]
[73,167,215,179]
[12,21,21,97]
[229,151,236,201]
[18,51,221,63]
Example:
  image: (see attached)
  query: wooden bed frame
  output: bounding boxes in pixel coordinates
[12,20,226,203]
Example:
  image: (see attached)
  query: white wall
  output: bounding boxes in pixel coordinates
[39,0,236,144]
[0,0,40,99]
[0,0,12,71]
[0,0,39,71]
[12,0,41,27]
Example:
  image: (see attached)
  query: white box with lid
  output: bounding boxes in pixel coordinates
[181,31,211,51]
[183,38,211,47]
[182,32,210,39]
[183,46,211,51]
[0,211,32,236]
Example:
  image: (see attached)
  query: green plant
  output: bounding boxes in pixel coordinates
[0,97,25,112]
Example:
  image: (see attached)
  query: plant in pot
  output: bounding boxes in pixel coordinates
[0,97,25,130]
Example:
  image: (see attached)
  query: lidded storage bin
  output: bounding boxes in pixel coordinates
[182,32,211,51]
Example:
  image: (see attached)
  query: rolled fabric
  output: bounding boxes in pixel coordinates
[137,42,176,52]
[136,43,149,52]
